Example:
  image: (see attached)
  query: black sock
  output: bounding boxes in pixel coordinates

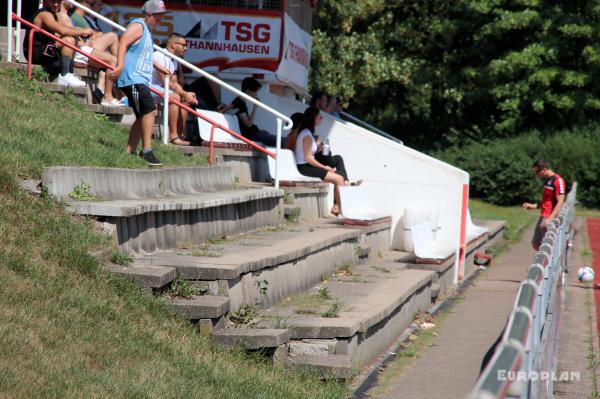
[69,57,74,73]
[60,56,70,76]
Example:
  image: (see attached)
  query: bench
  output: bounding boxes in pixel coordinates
[339,186,390,226]
[411,221,455,264]
[196,110,254,150]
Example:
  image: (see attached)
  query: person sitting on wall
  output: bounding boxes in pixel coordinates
[23,0,94,87]
[295,106,348,216]
[57,0,121,105]
[283,112,304,151]
[230,77,277,146]
[151,33,198,146]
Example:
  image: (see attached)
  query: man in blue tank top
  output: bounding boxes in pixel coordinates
[111,0,168,166]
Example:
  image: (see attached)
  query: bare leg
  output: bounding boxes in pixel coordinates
[141,111,156,151]
[127,118,142,154]
[323,171,347,214]
[97,70,106,95]
[178,107,189,139]
[168,102,180,140]
[58,36,75,57]
[88,49,116,101]
[90,32,118,56]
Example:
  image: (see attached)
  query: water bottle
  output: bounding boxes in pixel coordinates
[322,139,330,156]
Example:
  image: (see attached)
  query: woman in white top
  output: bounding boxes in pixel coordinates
[295,106,348,216]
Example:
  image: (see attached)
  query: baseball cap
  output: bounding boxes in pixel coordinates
[142,0,169,14]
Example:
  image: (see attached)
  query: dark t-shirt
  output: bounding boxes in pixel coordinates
[231,96,258,137]
[540,174,566,218]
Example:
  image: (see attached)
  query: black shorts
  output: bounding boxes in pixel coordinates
[297,163,328,180]
[27,45,60,75]
[120,84,156,118]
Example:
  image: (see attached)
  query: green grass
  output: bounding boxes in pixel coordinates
[0,67,349,398]
[469,199,537,243]
[0,66,207,180]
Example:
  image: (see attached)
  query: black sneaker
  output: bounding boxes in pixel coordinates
[139,150,163,166]
[92,88,104,104]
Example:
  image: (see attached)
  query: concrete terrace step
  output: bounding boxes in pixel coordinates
[135,219,391,310]
[212,328,289,349]
[66,188,282,217]
[43,166,285,253]
[105,264,175,288]
[256,258,435,370]
[167,296,230,320]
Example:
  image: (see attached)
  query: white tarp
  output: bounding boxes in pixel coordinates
[275,14,311,90]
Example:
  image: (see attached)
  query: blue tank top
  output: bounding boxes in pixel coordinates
[117,18,154,87]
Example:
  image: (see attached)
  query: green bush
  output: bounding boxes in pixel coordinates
[434,127,600,207]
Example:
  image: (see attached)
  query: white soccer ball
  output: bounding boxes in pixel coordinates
[577,266,595,283]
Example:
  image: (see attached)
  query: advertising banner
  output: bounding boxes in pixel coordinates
[100,1,310,91]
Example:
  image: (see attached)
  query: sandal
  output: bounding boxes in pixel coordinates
[350,179,364,186]
[169,137,191,146]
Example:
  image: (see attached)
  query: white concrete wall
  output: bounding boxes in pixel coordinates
[219,84,469,254]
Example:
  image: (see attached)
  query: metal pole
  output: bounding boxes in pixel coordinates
[7,0,13,62]
[162,77,169,145]
[275,118,282,189]
[15,0,22,61]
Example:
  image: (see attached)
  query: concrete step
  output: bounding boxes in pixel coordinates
[134,219,390,310]
[167,295,229,320]
[43,166,284,253]
[256,259,435,371]
[86,103,135,124]
[212,328,289,349]
[285,355,353,379]
[105,264,175,289]
[38,81,88,104]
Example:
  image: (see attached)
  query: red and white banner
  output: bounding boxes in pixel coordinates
[276,14,312,91]
[100,1,310,90]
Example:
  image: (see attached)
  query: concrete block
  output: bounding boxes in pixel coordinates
[105,264,175,288]
[289,339,337,356]
[285,355,353,379]
[212,328,289,349]
[273,343,289,368]
[167,296,230,319]
[197,319,214,336]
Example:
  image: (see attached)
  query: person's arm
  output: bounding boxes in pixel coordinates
[522,202,537,210]
[171,73,198,105]
[40,13,94,38]
[302,135,333,171]
[110,22,143,80]
[544,194,565,226]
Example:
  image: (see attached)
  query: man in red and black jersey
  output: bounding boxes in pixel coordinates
[522,159,567,250]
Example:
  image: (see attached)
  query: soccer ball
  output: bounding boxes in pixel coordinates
[577,266,595,283]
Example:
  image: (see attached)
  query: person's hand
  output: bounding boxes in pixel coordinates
[325,166,334,172]
[522,202,536,210]
[110,65,123,80]
[81,28,95,38]
[541,218,550,228]
[183,91,198,105]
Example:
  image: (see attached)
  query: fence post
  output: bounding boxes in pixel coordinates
[162,76,169,145]
[7,0,13,63]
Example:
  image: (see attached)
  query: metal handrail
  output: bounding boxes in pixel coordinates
[12,13,277,164]
[64,0,292,187]
[340,110,404,145]
[471,183,578,398]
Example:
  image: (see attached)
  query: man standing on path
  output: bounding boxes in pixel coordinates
[110,0,167,166]
[522,159,567,251]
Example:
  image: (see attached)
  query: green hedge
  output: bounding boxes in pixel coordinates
[434,127,600,207]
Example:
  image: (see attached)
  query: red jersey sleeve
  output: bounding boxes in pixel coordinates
[553,175,566,196]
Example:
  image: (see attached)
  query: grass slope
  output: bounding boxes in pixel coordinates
[0,66,348,398]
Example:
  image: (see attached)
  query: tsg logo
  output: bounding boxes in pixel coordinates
[187,20,271,43]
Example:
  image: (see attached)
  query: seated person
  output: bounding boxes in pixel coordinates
[328,96,343,118]
[79,0,104,32]
[231,77,277,146]
[60,1,121,106]
[151,33,198,146]
[23,0,94,87]
[310,91,328,112]
[185,75,231,113]
[283,112,304,151]
[295,106,348,216]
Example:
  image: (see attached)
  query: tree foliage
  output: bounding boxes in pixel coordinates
[310,0,600,149]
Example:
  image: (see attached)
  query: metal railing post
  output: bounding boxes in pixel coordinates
[7,0,13,63]
[15,0,22,61]
[162,77,169,145]
[275,117,282,189]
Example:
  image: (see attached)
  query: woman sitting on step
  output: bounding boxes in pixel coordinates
[295,106,348,216]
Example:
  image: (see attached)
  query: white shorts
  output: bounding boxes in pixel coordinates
[74,45,94,65]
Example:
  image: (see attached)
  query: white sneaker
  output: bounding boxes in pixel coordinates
[101,98,126,107]
[56,73,86,88]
